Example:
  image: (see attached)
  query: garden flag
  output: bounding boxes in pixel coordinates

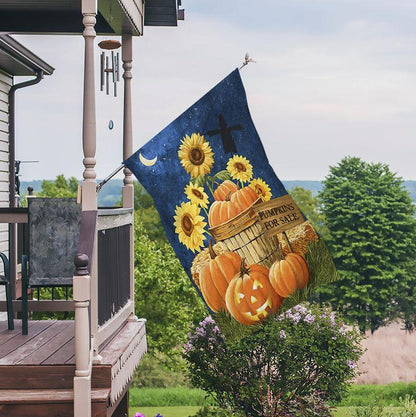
[124,69,337,325]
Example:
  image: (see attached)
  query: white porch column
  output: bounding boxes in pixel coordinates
[81,0,99,359]
[75,2,97,416]
[81,0,98,212]
[73,255,92,417]
[122,34,137,322]
[122,34,134,209]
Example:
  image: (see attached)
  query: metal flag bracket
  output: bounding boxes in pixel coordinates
[96,164,124,192]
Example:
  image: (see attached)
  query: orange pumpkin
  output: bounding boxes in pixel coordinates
[199,242,242,312]
[213,180,239,201]
[231,186,258,212]
[208,193,241,227]
[269,253,309,298]
[225,260,282,326]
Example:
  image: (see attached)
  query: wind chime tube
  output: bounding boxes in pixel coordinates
[100,52,105,91]
[116,52,120,82]
[111,51,117,97]
[105,56,109,95]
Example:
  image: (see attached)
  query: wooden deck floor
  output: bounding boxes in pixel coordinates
[0,320,76,366]
[0,318,146,417]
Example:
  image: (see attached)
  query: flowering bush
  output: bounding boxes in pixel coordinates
[183,305,362,417]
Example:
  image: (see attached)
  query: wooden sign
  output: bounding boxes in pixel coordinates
[253,195,305,238]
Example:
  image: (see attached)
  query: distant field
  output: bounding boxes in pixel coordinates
[356,322,416,384]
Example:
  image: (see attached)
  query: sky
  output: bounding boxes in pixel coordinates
[13,0,416,182]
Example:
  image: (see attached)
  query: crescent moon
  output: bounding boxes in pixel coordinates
[139,152,158,167]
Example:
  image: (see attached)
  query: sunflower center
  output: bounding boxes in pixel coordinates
[189,147,205,166]
[255,185,264,196]
[234,162,246,172]
[181,214,194,237]
[192,189,204,200]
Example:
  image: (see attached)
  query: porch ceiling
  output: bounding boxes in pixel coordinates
[0,0,144,36]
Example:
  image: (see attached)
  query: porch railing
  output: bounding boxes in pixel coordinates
[92,207,135,350]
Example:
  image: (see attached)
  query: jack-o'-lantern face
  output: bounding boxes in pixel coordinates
[225,261,282,326]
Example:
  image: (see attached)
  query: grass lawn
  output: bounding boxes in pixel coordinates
[129,406,405,417]
[129,406,200,417]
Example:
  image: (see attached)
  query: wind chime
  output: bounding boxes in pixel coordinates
[98,39,122,97]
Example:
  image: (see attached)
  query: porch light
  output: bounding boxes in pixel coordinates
[98,40,122,97]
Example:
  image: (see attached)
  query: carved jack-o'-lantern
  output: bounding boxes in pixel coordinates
[225,260,282,326]
[199,241,242,312]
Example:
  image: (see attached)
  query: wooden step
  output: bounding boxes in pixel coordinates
[0,388,109,417]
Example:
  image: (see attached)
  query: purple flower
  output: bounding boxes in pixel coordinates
[134,413,145,417]
[184,341,194,353]
[280,330,286,339]
[304,313,315,324]
[200,316,215,326]
[294,305,307,315]
[347,360,357,369]
[155,414,164,417]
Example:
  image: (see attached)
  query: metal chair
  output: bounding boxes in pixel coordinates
[21,198,81,334]
[0,253,13,330]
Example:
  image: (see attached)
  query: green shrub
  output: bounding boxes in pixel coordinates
[132,354,191,388]
[183,305,362,417]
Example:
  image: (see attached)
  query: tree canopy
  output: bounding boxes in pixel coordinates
[290,186,329,239]
[318,156,416,333]
[37,174,79,198]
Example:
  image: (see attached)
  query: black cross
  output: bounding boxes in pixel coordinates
[206,114,242,154]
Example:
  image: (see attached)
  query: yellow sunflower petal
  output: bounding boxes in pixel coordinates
[173,202,207,252]
[249,178,272,202]
[185,184,209,209]
[178,133,214,178]
[226,155,253,183]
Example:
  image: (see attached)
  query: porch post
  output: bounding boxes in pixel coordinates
[81,0,97,212]
[81,0,99,357]
[122,34,134,208]
[122,34,137,321]
[74,1,97,416]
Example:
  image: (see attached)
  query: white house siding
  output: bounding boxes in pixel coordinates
[0,70,10,315]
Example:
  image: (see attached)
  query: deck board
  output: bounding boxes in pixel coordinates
[19,321,74,365]
[42,338,75,365]
[0,321,56,361]
[0,321,65,365]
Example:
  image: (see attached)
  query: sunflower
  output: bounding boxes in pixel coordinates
[178,133,214,178]
[174,202,207,252]
[250,178,272,202]
[185,183,209,209]
[226,155,253,183]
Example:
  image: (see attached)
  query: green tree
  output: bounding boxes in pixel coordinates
[37,174,79,198]
[290,186,329,239]
[134,215,205,367]
[133,181,167,245]
[318,157,416,333]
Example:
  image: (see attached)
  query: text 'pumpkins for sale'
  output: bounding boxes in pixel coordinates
[225,260,282,325]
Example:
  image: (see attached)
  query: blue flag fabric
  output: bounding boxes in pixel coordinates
[125,69,334,325]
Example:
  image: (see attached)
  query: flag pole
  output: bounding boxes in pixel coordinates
[96,164,125,192]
